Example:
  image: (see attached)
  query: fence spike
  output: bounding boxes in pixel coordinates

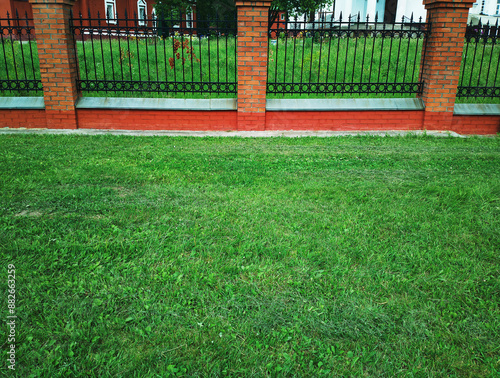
[339,12,342,23]
[410,12,414,23]
[15,9,19,20]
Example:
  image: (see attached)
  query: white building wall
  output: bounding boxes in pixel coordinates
[465,0,500,18]
[334,0,354,20]
[334,0,427,22]
[483,0,498,15]
[332,0,500,23]
[349,0,367,20]
[366,0,377,19]
[469,0,482,15]
[395,0,427,22]
[375,0,386,21]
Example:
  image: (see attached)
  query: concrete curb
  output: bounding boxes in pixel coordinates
[0,128,474,138]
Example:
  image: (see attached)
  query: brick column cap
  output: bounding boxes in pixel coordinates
[29,0,75,5]
[423,0,476,9]
[235,0,273,7]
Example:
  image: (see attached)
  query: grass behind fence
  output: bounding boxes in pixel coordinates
[267,35,425,98]
[458,38,500,103]
[75,36,237,98]
[0,135,499,376]
[0,40,41,97]
[1,37,499,103]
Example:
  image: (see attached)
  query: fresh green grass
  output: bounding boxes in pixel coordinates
[1,36,499,102]
[1,135,499,376]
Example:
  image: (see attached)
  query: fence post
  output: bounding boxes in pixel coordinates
[29,0,79,129]
[420,0,475,130]
[235,0,272,131]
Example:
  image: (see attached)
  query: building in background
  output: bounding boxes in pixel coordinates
[469,0,500,17]
[0,0,156,23]
[333,0,426,23]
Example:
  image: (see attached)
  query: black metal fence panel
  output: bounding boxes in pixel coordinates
[267,13,429,98]
[0,11,42,96]
[70,10,237,97]
[458,20,500,101]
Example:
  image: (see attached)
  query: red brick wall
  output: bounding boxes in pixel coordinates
[1,109,498,135]
[236,0,272,131]
[420,0,476,129]
[0,110,47,128]
[77,110,238,130]
[266,111,425,131]
[452,115,500,135]
[30,0,79,129]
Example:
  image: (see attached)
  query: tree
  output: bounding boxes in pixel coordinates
[269,0,334,25]
[154,0,333,31]
[154,0,235,21]
[154,0,236,35]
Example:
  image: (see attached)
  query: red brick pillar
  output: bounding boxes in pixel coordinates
[421,0,475,130]
[235,0,272,131]
[29,0,79,129]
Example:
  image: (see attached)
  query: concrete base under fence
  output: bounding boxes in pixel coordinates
[0,98,499,135]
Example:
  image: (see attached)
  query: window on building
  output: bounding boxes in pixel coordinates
[138,0,147,26]
[105,0,116,24]
[185,6,193,29]
[280,13,285,21]
[152,8,156,29]
[497,0,500,15]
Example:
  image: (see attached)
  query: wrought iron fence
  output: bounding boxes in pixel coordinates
[458,20,500,100]
[70,10,237,97]
[267,13,429,97]
[0,11,42,96]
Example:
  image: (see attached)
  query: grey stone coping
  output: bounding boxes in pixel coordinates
[0,97,45,109]
[76,97,237,111]
[454,103,500,116]
[266,98,425,111]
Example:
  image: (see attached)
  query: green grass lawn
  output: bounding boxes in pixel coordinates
[0,135,499,376]
[1,37,499,103]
